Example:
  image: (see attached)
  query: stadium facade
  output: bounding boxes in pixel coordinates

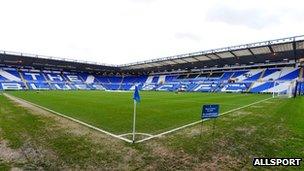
[0,35,303,95]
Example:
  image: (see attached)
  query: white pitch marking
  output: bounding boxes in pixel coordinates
[118,132,153,137]
[136,96,274,143]
[4,93,133,143]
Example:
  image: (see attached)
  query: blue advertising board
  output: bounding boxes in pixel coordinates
[202,104,219,119]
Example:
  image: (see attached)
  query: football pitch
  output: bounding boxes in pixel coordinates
[8,91,271,141]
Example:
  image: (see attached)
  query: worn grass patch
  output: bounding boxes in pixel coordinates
[156,97,304,170]
[0,95,133,169]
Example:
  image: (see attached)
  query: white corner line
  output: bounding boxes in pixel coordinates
[4,93,133,143]
[136,96,274,143]
[118,132,153,137]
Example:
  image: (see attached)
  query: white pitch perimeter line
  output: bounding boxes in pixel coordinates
[4,93,133,143]
[136,96,274,143]
[118,132,153,137]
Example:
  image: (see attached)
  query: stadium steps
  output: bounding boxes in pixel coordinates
[41,72,53,90]
[245,69,266,92]
[247,82,255,92]
[219,72,234,81]
[299,67,304,80]
[18,70,29,89]
[118,76,124,90]
[248,69,266,92]
[258,69,266,81]
[78,74,86,82]
[158,75,166,84]
[145,76,154,84]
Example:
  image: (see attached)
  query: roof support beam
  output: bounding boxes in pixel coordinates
[193,56,205,61]
[247,48,254,55]
[247,48,258,60]
[181,59,189,63]
[229,51,237,57]
[213,53,222,59]
[292,41,298,65]
[268,45,274,53]
[203,55,218,66]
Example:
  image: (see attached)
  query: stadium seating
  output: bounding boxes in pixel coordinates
[0,68,25,90]
[50,83,73,90]
[0,66,301,94]
[261,68,281,81]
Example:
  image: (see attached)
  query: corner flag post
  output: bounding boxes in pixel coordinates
[132,86,140,143]
[132,99,136,143]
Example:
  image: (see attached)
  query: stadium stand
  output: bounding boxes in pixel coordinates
[0,35,303,96]
[0,66,301,94]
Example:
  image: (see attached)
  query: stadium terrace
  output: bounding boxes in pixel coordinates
[0,35,303,95]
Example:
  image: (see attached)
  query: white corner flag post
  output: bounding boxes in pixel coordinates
[132,99,137,143]
[132,86,140,143]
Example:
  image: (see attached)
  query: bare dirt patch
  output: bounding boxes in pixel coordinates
[182,125,210,137]
[145,141,196,170]
[230,110,252,117]
[249,105,264,108]
[194,154,243,170]
[0,140,25,163]
[235,126,257,136]
[0,139,60,169]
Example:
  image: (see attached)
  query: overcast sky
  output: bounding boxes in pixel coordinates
[0,0,303,65]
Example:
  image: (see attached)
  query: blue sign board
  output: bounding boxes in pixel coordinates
[202,104,219,119]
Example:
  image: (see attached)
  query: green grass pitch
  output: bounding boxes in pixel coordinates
[1,92,303,169]
[8,91,271,135]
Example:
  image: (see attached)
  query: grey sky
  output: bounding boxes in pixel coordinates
[0,0,303,65]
